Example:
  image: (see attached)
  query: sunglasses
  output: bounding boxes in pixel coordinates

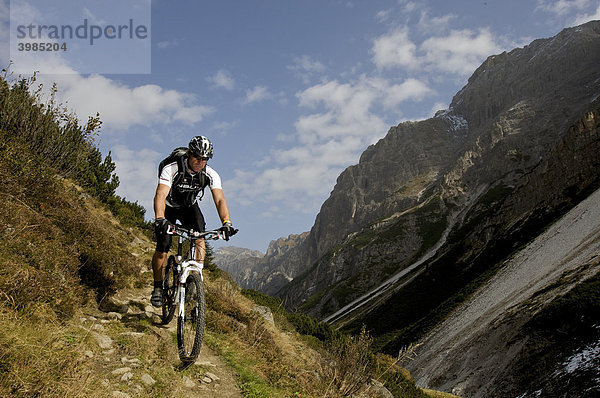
[191,154,210,161]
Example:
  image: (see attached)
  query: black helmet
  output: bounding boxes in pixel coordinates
[188,136,213,159]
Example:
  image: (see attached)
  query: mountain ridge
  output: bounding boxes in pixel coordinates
[277,20,600,314]
[217,22,600,312]
[214,20,600,397]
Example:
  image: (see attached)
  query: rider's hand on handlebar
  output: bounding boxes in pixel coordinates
[154,217,173,235]
[220,221,238,241]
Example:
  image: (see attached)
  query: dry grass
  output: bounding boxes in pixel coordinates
[320,327,374,396]
[421,389,461,398]
[205,276,330,397]
[204,276,432,397]
[0,127,152,396]
[0,306,98,397]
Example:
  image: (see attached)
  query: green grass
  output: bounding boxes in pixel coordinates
[206,332,282,398]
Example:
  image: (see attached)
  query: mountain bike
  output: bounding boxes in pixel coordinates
[160,225,232,363]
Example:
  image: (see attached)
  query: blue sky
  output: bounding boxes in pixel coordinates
[2,0,599,252]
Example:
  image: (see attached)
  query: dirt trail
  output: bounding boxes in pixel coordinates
[80,285,242,398]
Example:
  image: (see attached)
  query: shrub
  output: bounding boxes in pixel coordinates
[321,326,375,396]
[374,353,429,398]
[242,289,343,343]
[0,70,150,231]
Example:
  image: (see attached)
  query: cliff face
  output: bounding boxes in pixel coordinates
[217,21,600,397]
[407,183,600,397]
[275,21,600,317]
[213,232,309,295]
[212,246,264,288]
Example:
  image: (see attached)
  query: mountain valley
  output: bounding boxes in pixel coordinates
[214,21,600,397]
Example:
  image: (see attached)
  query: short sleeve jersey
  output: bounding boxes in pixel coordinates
[159,161,222,207]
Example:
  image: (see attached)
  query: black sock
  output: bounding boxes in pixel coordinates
[153,281,162,289]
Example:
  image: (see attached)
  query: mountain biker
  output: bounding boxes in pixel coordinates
[150,135,237,307]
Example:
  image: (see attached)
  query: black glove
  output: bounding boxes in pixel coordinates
[221,221,238,241]
[154,217,172,235]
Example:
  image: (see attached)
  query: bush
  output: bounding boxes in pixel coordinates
[374,353,429,398]
[0,70,150,231]
[242,289,343,343]
[321,326,375,396]
[242,289,286,312]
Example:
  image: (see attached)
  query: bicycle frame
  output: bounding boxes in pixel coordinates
[168,226,225,317]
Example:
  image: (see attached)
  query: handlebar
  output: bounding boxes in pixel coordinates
[166,225,238,241]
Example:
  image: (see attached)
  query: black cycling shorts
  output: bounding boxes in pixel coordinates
[155,203,206,253]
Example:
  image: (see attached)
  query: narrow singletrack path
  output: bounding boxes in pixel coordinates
[80,285,242,398]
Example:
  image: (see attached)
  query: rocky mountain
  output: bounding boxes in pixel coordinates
[212,246,264,287]
[254,21,600,315]
[406,185,600,397]
[213,232,309,295]
[228,21,600,396]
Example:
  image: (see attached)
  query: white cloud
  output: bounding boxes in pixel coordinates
[5,50,212,132]
[287,55,326,83]
[536,0,593,16]
[400,1,419,14]
[381,78,435,109]
[372,26,504,76]
[573,3,600,24]
[209,69,235,90]
[375,9,392,22]
[111,145,162,214]
[296,79,384,142]
[417,11,456,33]
[227,75,434,213]
[44,74,214,131]
[372,28,419,70]
[242,85,270,105]
[421,28,503,75]
[228,78,386,209]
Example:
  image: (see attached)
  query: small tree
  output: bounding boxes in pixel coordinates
[203,242,220,276]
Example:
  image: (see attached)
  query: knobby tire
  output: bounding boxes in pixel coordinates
[177,272,205,363]
[161,255,177,325]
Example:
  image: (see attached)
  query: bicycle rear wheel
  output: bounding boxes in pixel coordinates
[177,272,205,363]
[161,255,177,324]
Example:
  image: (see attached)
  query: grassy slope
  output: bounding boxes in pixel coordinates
[0,147,440,396]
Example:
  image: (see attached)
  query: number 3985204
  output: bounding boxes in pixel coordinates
[17,42,67,51]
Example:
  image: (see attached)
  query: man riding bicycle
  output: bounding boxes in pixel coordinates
[150,135,237,307]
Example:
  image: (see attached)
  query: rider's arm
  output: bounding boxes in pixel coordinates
[154,183,170,219]
[211,188,231,224]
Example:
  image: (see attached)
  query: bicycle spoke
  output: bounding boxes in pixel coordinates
[161,256,178,325]
[177,272,205,363]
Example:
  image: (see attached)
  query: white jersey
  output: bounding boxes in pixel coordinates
[159,161,222,207]
[159,162,222,190]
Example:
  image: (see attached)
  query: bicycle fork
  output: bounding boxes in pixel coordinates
[177,261,204,317]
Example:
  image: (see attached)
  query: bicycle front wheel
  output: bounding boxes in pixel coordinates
[161,255,177,325]
[177,272,205,363]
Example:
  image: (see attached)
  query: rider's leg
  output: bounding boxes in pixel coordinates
[189,203,206,263]
[150,250,168,307]
[194,238,205,262]
[151,217,173,306]
[152,250,168,283]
